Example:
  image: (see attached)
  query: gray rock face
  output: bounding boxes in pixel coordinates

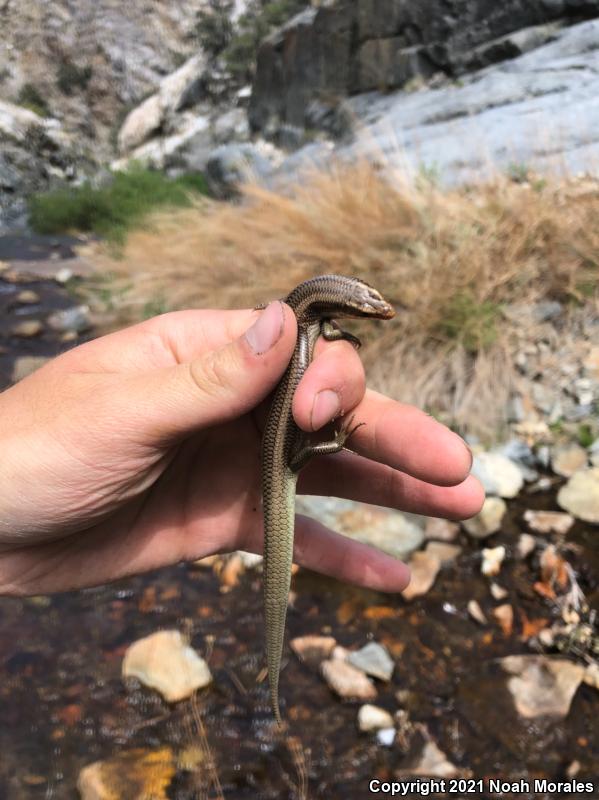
[249,0,599,136]
[268,19,599,188]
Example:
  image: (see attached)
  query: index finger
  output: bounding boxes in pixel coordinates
[347,389,473,487]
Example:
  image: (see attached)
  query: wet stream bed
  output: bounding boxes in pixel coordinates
[0,236,597,798]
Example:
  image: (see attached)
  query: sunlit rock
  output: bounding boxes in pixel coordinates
[321,659,377,700]
[348,642,394,682]
[401,551,441,600]
[557,467,599,523]
[523,509,574,535]
[501,655,585,718]
[463,497,506,539]
[357,704,394,732]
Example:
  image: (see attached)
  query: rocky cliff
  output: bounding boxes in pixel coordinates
[249,0,599,137]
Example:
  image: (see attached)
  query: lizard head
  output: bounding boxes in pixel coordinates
[343,278,396,319]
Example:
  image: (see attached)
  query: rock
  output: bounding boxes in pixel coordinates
[523,509,574,535]
[490,582,508,600]
[493,604,514,636]
[481,545,506,577]
[77,747,175,800]
[425,541,461,564]
[117,54,207,154]
[501,655,585,718]
[424,517,459,541]
[211,107,250,144]
[11,355,50,383]
[463,497,506,539]
[399,739,459,779]
[46,304,91,333]
[290,635,337,667]
[15,289,40,304]
[551,444,588,477]
[471,452,524,498]
[402,551,441,600]
[584,662,599,691]
[296,496,425,561]
[347,642,394,682]
[557,467,599,523]
[517,533,536,559]
[357,704,394,732]
[122,630,212,702]
[205,142,280,196]
[321,658,377,700]
[467,599,487,625]
[11,319,43,337]
[377,727,396,746]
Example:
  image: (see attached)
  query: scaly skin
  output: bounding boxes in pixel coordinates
[261,275,395,725]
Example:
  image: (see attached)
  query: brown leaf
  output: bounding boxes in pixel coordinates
[519,610,550,641]
[363,605,397,620]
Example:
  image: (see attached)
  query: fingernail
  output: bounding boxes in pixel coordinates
[245,301,285,355]
[311,389,341,430]
[456,435,473,469]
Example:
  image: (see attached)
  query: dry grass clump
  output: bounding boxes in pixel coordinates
[89,162,599,439]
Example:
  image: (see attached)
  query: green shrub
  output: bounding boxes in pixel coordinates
[28,166,209,243]
[17,83,50,117]
[196,0,235,59]
[435,291,501,353]
[57,60,93,95]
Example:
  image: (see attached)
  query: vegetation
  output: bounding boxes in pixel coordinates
[196,0,310,85]
[28,166,209,243]
[17,83,50,117]
[57,60,93,95]
[88,162,598,436]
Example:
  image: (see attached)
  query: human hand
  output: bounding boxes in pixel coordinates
[0,301,483,595]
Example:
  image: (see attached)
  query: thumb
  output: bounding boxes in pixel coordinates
[118,301,297,442]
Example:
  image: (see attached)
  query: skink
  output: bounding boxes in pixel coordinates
[260,274,396,724]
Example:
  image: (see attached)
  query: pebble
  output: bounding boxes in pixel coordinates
[347,642,394,682]
[551,444,588,478]
[523,509,574,535]
[401,551,441,600]
[557,467,599,523]
[424,517,459,542]
[55,267,73,283]
[290,635,337,667]
[481,545,506,577]
[401,739,459,779]
[78,747,175,800]
[425,542,462,564]
[357,704,394,732]
[376,727,396,746]
[463,497,506,539]
[467,599,487,625]
[517,533,536,559]
[490,583,508,600]
[471,452,524,498]
[321,659,377,700]
[122,630,212,702]
[501,655,585,718]
[15,289,40,304]
[11,355,50,382]
[47,304,91,333]
[296,497,424,560]
[493,604,514,636]
[11,319,43,337]
[583,662,599,691]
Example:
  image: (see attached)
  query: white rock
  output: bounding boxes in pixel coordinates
[347,643,394,682]
[557,468,599,523]
[490,583,508,600]
[12,319,42,337]
[290,635,336,666]
[321,659,377,700]
[517,533,536,559]
[493,604,514,636]
[463,497,506,539]
[552,444,588,478]
[501,655,585,718]
[583,662,599,690]
[122,630,212,702]
[357,704,394,732]
[481,545,506,577]
[402,551,441,600]
[376,727,396,746]
[471,452,524,498]
[467,599,487,624]
[424,517,459,541]
[400,739,459,779]
[425,542,462,564]
[523,509,574,535]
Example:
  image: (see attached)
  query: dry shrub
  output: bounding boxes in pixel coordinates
[89,162,599,439]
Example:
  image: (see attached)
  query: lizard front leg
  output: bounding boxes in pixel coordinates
[289,415,365,473]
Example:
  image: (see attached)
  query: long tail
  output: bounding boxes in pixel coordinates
[263,471,297,726]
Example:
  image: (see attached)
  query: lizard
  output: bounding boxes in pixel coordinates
[260,274,396,725]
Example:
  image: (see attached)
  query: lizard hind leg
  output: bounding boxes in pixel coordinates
[289,415,365,473]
